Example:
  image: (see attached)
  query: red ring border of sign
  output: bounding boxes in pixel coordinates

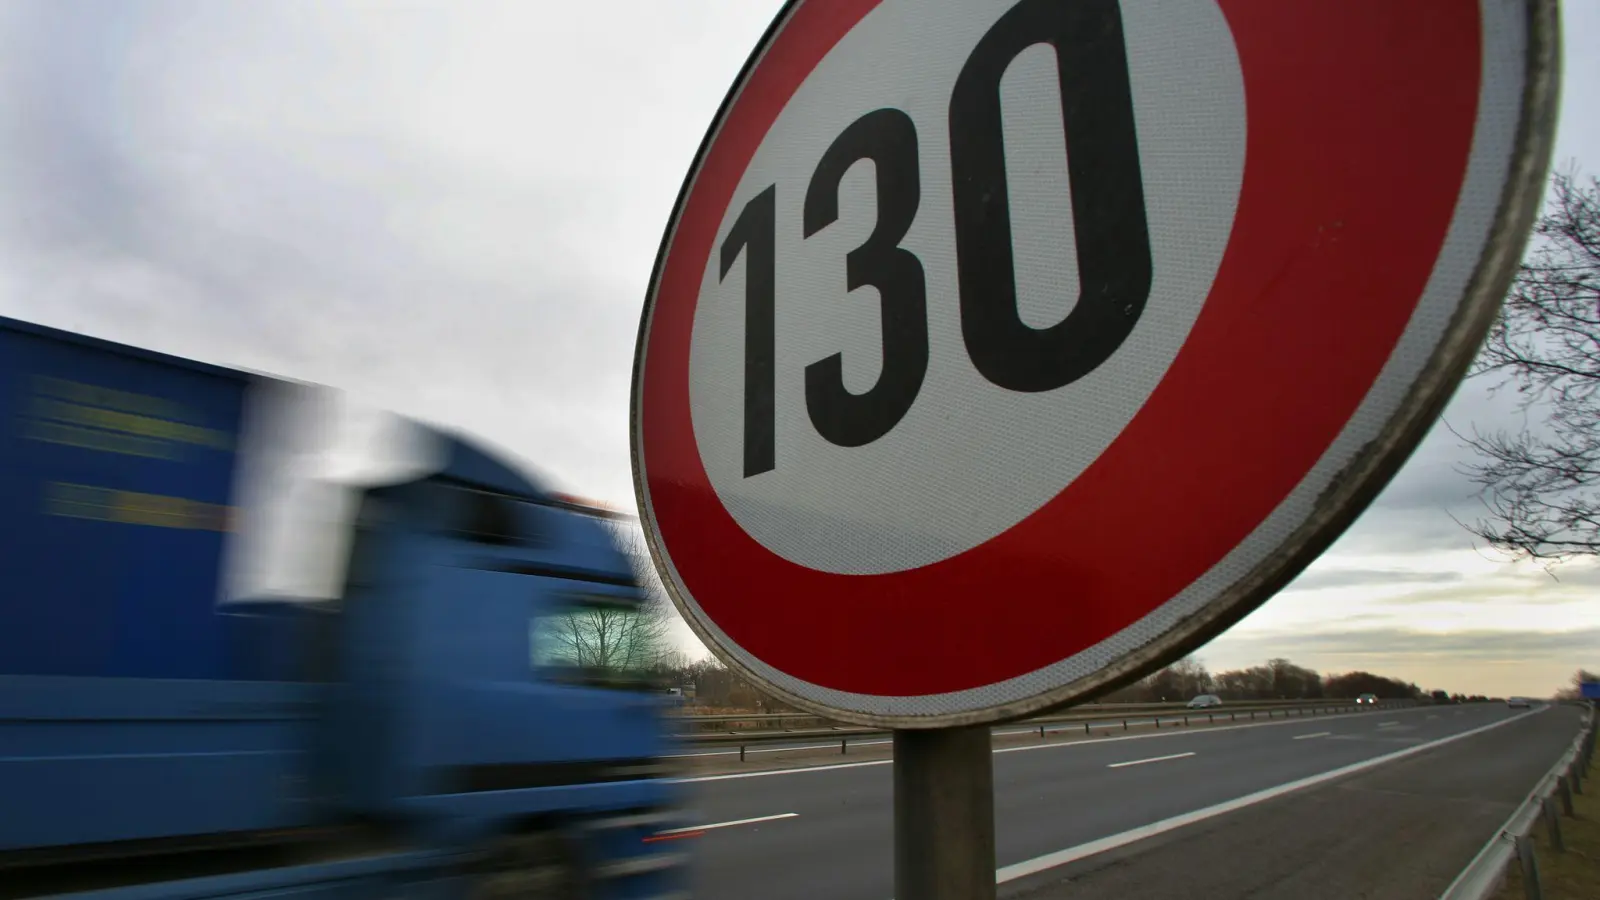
[631,0,1562,728]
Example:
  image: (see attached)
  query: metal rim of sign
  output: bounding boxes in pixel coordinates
[630,0,1563,728]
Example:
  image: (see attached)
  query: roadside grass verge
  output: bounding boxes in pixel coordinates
[1495,736,1598,900]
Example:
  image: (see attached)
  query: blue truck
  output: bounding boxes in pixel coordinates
[0,315,689,899]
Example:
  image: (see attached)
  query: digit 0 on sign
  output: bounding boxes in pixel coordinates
[719,0,1146,474]
[950,0,1150,393]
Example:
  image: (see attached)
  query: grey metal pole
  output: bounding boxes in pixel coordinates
[894,726,996,900]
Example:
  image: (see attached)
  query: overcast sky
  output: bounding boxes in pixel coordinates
[1,2,1594,698]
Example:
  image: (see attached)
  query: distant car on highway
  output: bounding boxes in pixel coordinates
[1356,693,1378,706]
[1187,694,1223,709]
[1507,696,1533,709]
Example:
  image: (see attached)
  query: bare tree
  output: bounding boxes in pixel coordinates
[1554,668,1598,701]
[1322,671,1420,700]
[1213,666,1273,700]
[652,648,691,675]
[1459,167,1600,561]
[1266,658,1323,700]
[533,515,674,674]
[539,604,668,672]
[1144,656,1213,701]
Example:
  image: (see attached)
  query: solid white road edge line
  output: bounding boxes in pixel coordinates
[1436,705,1564,899]
[1292,731,1332,740]
[674,704,1455,784]
[1107,752,1195,769]
[992,705,1549,885]
[657,812,798,835]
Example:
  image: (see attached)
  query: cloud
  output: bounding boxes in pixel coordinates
[1312,367,1584,562]
[1348,580,1594,609]
[0,0,786,507]
[1315,505,1482,561]
[1212,626,1600,665]
[1282,552,1600,601]
[0,0,785,602]
[1284,567,1465,592]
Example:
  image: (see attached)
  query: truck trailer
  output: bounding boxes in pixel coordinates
[0,315,688,899]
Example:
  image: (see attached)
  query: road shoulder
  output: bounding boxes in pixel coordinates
[1000,706,1582,900]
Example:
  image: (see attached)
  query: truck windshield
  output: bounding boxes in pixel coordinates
[530,595,663,690]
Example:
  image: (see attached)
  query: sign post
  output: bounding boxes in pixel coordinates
[631,2,1559,896]
[894,726,995,899]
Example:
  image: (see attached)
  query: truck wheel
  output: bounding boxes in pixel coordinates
[468,831,588,900]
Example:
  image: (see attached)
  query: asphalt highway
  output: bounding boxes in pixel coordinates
[665,702,1582,900]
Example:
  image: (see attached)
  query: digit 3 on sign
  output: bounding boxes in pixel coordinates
[693,0,1243,576]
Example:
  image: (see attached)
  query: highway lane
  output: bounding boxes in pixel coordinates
[1006,702,1587,899]
[667,703,1575,900]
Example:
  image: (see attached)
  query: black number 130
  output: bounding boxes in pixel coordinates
[719,0,1151,478]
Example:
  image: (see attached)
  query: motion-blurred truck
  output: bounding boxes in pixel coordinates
[0,315,687,899]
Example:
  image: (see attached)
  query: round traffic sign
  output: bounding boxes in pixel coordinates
[631,0,1559,726]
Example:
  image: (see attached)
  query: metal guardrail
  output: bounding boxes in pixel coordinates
[669,700,1203,727]
[675,699,1418,761]
[670,698,1408,730]
[1439,702,1598,900]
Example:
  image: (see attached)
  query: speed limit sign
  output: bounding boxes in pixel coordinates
[631,0,1559,727]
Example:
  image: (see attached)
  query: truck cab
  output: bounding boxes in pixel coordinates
[317,430,687,868]
[285,428,688,894]
[2,363,687,898]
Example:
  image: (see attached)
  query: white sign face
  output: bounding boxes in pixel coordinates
[633,0,1560,727]
[689,0,1245,575]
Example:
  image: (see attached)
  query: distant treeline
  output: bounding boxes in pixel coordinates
[1092,656,1449,703]
[649,654,1463,712]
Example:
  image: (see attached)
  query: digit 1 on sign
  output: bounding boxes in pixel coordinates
[803,107,928,450]
[719,185,777,478]
[949,0,1152,394]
